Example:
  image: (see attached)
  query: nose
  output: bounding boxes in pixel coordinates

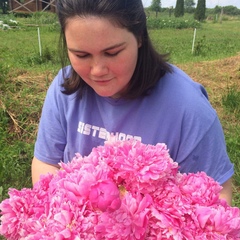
[90,57,108,77]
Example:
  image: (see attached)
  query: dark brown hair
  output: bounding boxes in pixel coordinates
[56,0,172,98]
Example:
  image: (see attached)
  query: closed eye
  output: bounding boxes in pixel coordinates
[76,54,90,59]
[105,50,122,57]
[75,52,120,58]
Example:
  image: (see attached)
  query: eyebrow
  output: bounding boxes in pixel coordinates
[68,42,126,53]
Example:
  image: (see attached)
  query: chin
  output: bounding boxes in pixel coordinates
[96,92,113,98]
[95,91,119,98]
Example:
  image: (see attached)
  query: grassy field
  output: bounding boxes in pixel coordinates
[0,11,240,218]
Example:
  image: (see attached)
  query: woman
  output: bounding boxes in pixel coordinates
[32,0,234,205]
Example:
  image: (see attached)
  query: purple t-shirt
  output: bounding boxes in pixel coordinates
[34,65,234,184]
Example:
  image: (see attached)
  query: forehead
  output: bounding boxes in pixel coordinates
[64,16,136,50]
[65,15,122,33]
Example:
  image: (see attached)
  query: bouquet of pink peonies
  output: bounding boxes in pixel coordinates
[0,140,239,239]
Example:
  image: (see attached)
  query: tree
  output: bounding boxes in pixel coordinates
[223,5,240,15]
[214,5,240,16]
[185,0,195,13]
[213,5,222,14]
[194,0,206,21]
[174,0,184,17]
[150,0,161,18]
[0,0,8,14]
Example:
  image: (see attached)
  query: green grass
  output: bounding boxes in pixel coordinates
[0,26,60,71]
[0,12,239,225]
[222,87,240,119]
[149,20,240,64]
[221,87,240,207]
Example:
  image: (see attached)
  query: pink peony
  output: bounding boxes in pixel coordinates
[96,192,152,240]
[178,172,223,206]
[0,140,239,239]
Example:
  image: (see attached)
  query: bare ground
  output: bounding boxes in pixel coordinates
[178,54,240,122]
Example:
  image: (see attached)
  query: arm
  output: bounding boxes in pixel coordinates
[31,157,60,186]
[219,178,232,206]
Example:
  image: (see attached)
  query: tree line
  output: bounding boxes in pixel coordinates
[150,0,240,21]
[1,0,240,17]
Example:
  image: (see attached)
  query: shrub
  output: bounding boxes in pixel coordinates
[147,17,201,29]
[193,35,210,56]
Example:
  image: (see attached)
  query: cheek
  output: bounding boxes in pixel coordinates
[74,64,88,76]
[120,52,138,77]
[70,58,89,77]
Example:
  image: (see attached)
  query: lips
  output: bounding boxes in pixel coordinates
[92,78,113,83]
[94,80,110,82]
[92,79,112,82]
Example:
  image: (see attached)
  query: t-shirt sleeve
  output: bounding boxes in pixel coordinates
[34,70,67,165]
[177,115,234,185]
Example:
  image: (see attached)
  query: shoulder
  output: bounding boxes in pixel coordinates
[158,64,208,100]
[153,65,212,115]
[148,64,218,139]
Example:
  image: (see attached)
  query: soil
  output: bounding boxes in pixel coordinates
[178,54,240,121]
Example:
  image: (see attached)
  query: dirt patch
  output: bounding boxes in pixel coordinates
[177,54,240,120]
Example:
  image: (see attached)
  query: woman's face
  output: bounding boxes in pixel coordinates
[65,16,140,98]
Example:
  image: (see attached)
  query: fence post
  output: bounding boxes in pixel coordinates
[192,28,197,54]
[37,27,42,57]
